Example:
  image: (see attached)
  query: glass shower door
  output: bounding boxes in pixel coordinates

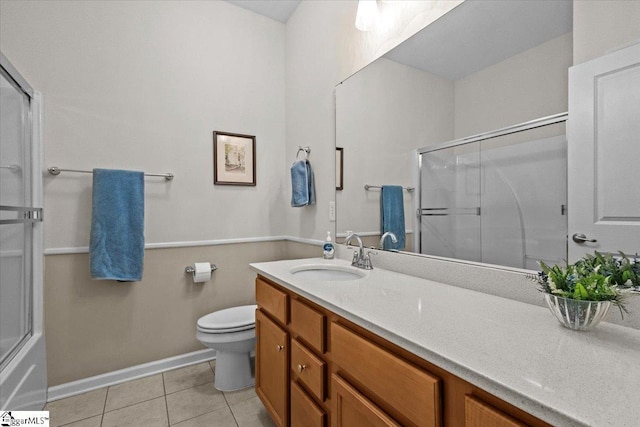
[419,143,481,262]
[1,53,45,411]
[0,64,35,370]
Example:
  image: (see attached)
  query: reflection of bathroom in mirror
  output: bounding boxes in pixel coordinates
[335,0,573,270]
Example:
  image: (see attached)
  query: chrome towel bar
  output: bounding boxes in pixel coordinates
[365,184,414,193]
[48,166,174,181]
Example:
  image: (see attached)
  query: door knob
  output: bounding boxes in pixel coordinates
[297,364,306,372]
[276,344,284,352]
[572,233,597,244]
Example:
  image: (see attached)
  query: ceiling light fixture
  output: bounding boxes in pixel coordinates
[355,0,379,31]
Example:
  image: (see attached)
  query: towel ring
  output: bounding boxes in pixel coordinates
[296,146,310,160]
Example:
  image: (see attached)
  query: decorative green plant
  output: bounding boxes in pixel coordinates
[531,252,639,315]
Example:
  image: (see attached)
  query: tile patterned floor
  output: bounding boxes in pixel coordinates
[44,361,275,427]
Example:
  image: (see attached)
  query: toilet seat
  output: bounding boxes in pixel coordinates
[197,304,257,333]
[197,323,254,334]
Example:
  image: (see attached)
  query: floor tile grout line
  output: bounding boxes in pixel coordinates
[162,373,170,426]
[100,393,166,416]
[100,387,108,427]
[222,393,241,427]
[168,406,232,427]
[55,413,103,427]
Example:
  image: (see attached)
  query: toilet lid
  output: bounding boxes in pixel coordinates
[197,304,257,331]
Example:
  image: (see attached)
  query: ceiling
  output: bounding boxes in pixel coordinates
[224,1,573,81]
[384,0,573,80]
[225,0,301,23]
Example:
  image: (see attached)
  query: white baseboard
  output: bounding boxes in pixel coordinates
[47,349,216,402]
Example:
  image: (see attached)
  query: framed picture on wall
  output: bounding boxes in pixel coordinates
[213,131,256,186]
[336,147,344,190]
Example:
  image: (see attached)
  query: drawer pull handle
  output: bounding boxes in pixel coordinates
[297,364,307,372]
[276,344,284,352]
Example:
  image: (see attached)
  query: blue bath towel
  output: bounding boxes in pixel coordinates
[291,160,316,207]
[90,169,145,281]
[381,185,405,251]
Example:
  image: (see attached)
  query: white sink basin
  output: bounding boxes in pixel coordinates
[289,264,366,281]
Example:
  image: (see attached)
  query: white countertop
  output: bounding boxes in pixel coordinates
[250,257,640,427]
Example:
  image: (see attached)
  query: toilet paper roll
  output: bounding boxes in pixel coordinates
[192,262,212,283]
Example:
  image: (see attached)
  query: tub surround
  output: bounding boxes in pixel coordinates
[250,257,640,427]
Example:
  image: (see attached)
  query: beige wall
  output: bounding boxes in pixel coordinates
[0,0,287,249]
[336,57,454,236]
[44,241,319,386]
[573,0,640,65]
[454,32,573,138]
[284,0,462,241]
[0,0,290,386]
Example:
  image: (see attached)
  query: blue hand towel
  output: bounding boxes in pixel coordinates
[291,160,316,207]
[381,185,405,251]
[90,169,145,281]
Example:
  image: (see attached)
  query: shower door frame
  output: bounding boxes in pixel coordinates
[415,112,568,257]
[0,52,46,410]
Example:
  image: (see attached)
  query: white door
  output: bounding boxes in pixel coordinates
[0,53,47,410]
[567,42,640,262]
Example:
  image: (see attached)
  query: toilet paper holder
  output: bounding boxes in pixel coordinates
[185,263,218,274]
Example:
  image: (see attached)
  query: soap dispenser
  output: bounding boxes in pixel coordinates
[323,231,335,259]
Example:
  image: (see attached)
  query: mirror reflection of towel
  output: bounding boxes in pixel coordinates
[291,160,316,207]
[90,169,145,281]
[381,185,405,250]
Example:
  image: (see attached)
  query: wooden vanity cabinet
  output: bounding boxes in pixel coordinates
[464,395,527,427]
[331,374,400,427]
[255,275,550,427]
[255,279,289,427]
[331,321,442,427]
[291,380,326,427]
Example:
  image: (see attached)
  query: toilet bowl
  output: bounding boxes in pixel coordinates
[196,304,257,391]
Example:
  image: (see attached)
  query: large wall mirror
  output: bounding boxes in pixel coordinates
[335,0,573,270]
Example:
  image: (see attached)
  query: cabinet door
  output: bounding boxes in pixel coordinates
[291,380,325,427]
[465,395,527,427]
[332,374,400,427]
[256,309,289,427]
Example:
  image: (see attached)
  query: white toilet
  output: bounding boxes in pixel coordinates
[196,304,257,391]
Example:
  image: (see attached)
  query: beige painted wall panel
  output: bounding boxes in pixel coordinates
[573,0,640,65]
[44,241,294,386]
[0,0,287,249]
[454,32,572,138]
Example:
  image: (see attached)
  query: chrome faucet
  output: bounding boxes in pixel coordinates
[344,232,373,270]
[379,232,398,250]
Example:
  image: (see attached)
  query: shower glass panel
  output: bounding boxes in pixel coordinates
[419,119,567,270]
[0,67,33,370]
[420,143,481,262]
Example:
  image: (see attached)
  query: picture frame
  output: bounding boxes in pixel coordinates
[213,131,256,186]
[336,147,344,190]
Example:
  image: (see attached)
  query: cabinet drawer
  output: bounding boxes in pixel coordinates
[331,322,442,427]
[465,395,527,427]
[291,380,326,427]
[291,339,326,401]
[256,277,288,325]
[290,298,325,353]
[332,374,400,427]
